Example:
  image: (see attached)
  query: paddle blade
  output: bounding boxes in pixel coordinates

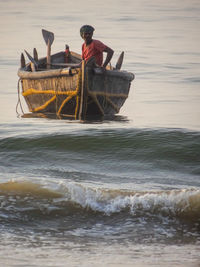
[42,29,54,46]
[24,50,38,69]
[24,50,35,63]
[115,51,124,70]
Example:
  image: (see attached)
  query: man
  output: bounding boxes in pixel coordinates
[80,25,114,69]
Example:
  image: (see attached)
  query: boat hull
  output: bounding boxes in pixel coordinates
[18,51,134,120]
[20,70,80,118]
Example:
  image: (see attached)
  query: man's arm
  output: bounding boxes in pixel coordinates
[102,46,114,68]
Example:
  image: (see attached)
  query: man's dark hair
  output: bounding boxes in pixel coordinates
[80,25,95,37]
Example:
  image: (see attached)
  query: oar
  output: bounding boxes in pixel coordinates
[42,29,54,69]
[115,51,124,70]
[24,50,38,71]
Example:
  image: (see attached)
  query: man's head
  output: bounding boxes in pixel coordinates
[80,25,95,44]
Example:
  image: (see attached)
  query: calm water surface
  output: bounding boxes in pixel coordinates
[0,0,200,266]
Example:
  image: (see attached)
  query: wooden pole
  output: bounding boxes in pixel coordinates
[115,51,124,70]
[78,60,85,120]
[30,62,36,72]
[20,53,26,68]
[33,48,38,61]
[47,39,51,69]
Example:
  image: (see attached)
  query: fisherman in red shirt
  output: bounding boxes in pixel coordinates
[80,25,114,69]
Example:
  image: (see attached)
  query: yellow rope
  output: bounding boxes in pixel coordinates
[57,95,74,115]
[21,67,125,117]
[89,93,104,115]
[74,95,80,120]
[85,70,126,115]
[31,95,56,112]
[22,72,82,116]
[89,91,128,98]
[105,96,120,113]
[78,60,85,120]
[22,88,78,97]
[74,68,82,119]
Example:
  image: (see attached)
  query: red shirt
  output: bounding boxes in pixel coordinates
[82,39,107,66]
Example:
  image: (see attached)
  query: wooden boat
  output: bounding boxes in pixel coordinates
[17,30,134,120]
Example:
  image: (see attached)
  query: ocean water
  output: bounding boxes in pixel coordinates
[0,0,200,266]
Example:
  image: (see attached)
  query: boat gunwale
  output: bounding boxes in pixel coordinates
[18,49,134,81]
[17,67,78,80]
[18,66,134,81]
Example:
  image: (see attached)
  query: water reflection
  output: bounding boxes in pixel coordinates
[21,112,129,123]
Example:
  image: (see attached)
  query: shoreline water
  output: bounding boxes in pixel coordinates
[0,0,200,266]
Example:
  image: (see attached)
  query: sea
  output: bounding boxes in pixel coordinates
[0,0,200,266]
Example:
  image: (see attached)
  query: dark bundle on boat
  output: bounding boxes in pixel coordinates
[17,29,135,120]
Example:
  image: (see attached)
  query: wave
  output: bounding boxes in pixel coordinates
[1,128,200,157]
[1,128,200,174]
[0,181,62,199]
[0,181,199,222]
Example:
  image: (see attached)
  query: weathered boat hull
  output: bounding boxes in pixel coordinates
[17,51,134,120]
[19,69,80,118]
[86,68,133,117]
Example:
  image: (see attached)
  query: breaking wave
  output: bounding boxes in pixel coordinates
[0,181,199,221]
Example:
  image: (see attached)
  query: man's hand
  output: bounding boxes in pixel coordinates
[102,47,114,69]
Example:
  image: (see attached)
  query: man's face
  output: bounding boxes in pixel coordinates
[82,32,93,44]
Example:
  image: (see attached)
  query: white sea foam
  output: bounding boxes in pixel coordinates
[59,182,200,216]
